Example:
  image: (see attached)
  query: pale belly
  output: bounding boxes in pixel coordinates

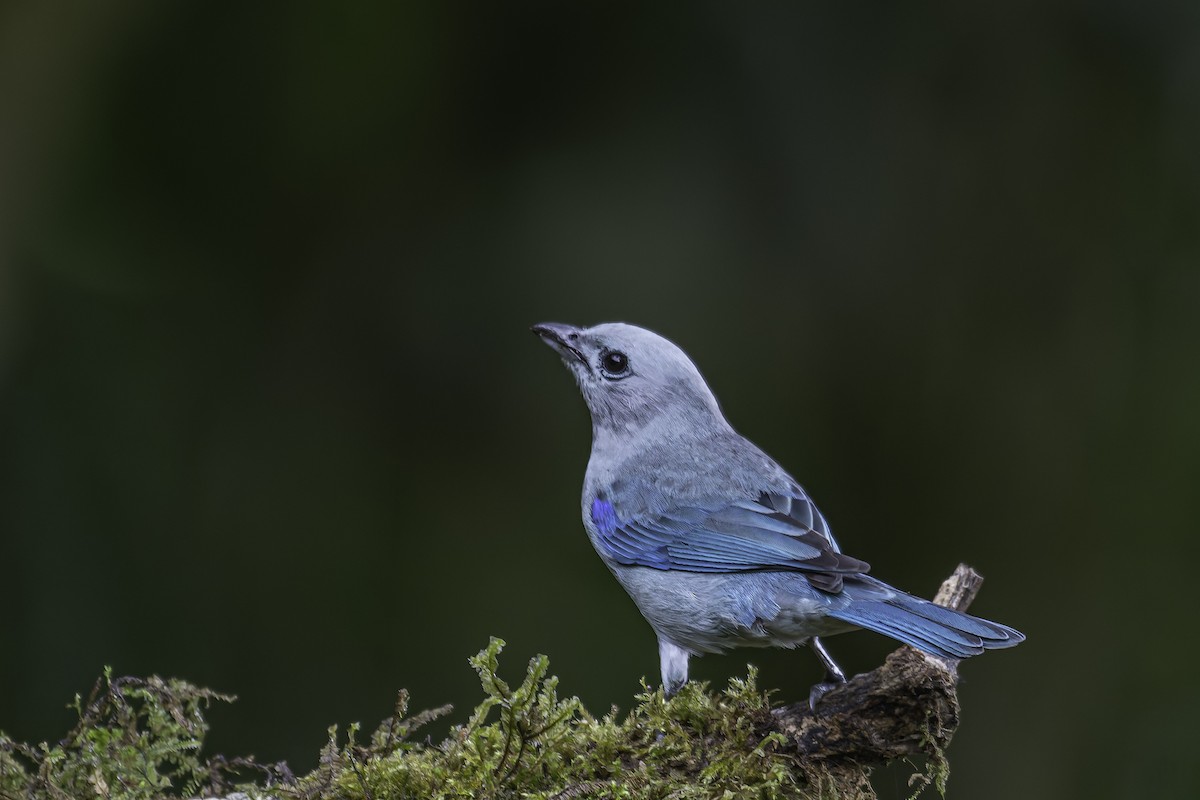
[608,564,858,655]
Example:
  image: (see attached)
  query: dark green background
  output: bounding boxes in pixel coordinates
[1,3,1197,798]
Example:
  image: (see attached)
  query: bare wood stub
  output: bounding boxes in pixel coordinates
[932,563,984,613]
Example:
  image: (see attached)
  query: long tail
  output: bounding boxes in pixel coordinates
[826,576,1025,659]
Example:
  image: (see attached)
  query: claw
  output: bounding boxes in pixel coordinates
[808,680,841,711]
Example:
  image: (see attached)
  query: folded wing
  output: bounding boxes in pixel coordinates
[591,489,869,592]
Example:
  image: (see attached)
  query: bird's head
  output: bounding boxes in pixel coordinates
[532,321,727,436]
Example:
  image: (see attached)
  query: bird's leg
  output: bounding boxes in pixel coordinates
[658,638,690,698]
[807,636,847,711]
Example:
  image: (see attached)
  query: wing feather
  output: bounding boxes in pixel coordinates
[590,490,868,593]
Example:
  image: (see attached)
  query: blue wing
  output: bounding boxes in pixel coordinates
[591,490,869,592]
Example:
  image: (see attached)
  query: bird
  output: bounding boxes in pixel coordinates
[532,321,1024,708]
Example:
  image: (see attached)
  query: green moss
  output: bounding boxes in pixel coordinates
[0,667,233,800]
[312,637,823,800]
[0,639,921,800]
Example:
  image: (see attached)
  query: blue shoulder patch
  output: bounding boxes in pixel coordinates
[590,498,618,536]
[590,498,671,569]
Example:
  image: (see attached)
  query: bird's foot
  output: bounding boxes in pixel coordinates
[807,636,848,713]
[807,678,845,712]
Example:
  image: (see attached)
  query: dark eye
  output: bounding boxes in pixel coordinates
[600,350,630,377]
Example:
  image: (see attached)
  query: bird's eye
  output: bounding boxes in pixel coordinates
[599,350,630,378]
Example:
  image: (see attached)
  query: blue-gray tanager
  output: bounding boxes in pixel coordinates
[533,321,1023,705]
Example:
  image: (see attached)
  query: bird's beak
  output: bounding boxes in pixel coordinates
[531,322,587,365]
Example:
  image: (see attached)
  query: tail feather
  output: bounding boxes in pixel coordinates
[828,602,990,658]
[827,578,1025,659]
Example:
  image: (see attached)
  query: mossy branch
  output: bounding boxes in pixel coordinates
[0,565,993,799]
[767,563,985,796]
